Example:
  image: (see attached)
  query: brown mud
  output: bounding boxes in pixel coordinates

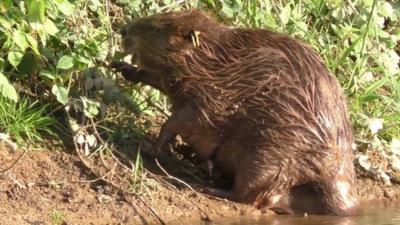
[1,142,399,225]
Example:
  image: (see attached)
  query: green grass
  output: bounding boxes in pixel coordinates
[49,208,65,225]
[128,150,145,193]
[0,96,56,144]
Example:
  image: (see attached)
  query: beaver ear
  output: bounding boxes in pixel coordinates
[182,30,195,42]
[182,30,201,47]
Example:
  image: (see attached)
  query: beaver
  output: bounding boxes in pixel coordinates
[112,10,359,215]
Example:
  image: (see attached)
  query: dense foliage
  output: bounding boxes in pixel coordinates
[0,0,399,180]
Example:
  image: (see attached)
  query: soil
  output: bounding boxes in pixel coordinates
[1,142,400,225]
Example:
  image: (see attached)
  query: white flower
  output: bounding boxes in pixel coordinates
[356,154,371,171]
[360,71,374,83]
[391,138,400,155]
[391,155,400,172]
[368,118,384,134]
[381,50,400,75]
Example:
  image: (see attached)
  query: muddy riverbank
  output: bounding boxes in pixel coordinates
[1,143,400,225]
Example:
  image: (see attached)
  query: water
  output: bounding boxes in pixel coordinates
[182,201,400,225]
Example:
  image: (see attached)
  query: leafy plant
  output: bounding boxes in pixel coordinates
[0,72,18,102]
[0,0,399,180]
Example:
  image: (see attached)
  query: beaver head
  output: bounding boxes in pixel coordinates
[120,10,225,74]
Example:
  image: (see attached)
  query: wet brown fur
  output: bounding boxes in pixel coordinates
[114,10,358,215]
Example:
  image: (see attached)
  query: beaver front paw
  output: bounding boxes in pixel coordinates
[110,61,143,82]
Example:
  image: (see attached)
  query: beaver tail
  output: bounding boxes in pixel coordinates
[319,177,359,215]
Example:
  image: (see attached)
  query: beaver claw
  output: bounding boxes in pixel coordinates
[110,61,142,82]
[110,61,134,72]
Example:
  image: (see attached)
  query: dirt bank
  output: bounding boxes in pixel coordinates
[1,143,399,225]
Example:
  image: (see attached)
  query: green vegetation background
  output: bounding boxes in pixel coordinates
[0,0,399,177]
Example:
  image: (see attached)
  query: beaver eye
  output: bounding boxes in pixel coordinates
[151,25,161,34]
[120,27,128,37]
[183,30,194,42]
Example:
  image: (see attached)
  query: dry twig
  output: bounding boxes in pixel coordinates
[155,158,211,221]
[64,105,166,225]
[0,150,27,174]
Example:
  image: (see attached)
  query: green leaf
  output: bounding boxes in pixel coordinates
[359,94,380,103]
[13,30,29,51]
[51,84,68,105]
[54,0,76,16]
[334,36,362,70]
[81,96,100,118]
[27,0,45,29]
[88,0,101,10]
[90,0,102,7]
[0,0,12,12]
[379,50,400,75]
[280,5,291,25]
[0,58,4,71]
[37,27,47,46]
[1,82,19,102]
[40,71,56,80]
[0,72,18,102]
[7,51,24,68]
[56,55,74,70]
[363,76,388,95]
[221,1,238,18]
[25,34,40,55]
[361,0,374,7]
[378,1,393,18]
[18,52,39,75]
[0,16,11,30]
[384,113,400,122]
[43,19,59,36]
